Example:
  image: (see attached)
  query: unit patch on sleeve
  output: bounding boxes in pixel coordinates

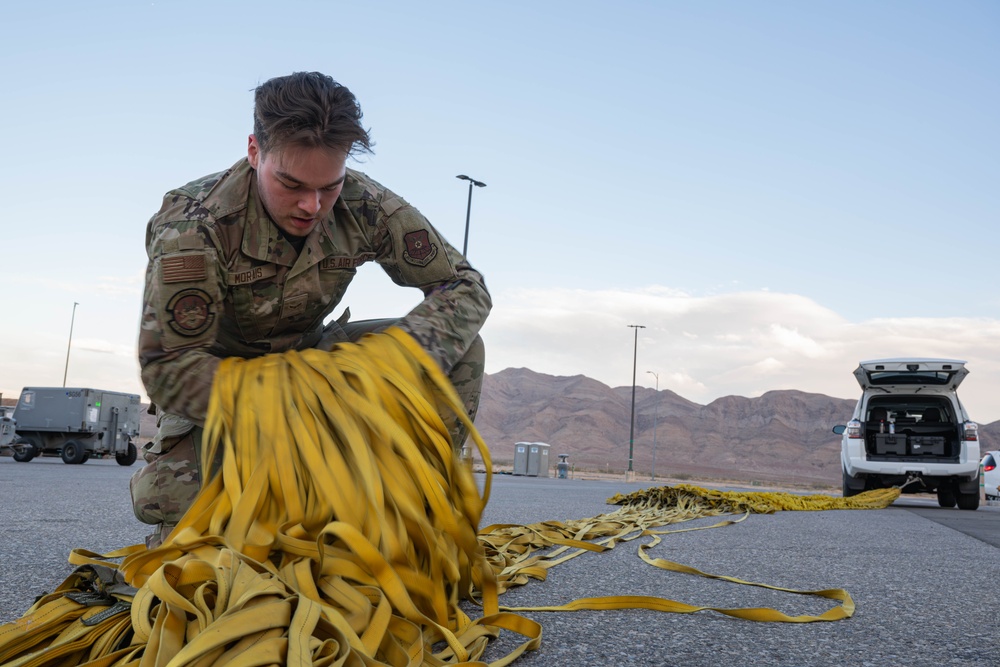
[166,288,216,337]
[161,254,207,283]
[402,230,438,267]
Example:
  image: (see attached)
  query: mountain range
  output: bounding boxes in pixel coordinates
[474,368,1000,488]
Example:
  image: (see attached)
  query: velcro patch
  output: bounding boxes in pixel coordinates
[278,293,308,320]
[320,253,376,270]
[166,288,215,337]
[380,195,405,216]
[162,254,207,283]
[228,265,277,286]
[402,230,438,267]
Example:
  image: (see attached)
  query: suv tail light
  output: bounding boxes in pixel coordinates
[846,419,862,439]
[985,461,996,472]
[962,421,978,442]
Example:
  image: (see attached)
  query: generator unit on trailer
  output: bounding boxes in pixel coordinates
[10,387,140,466]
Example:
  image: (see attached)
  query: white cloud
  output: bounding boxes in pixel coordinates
[666,371,707,394]
[768,324,827,358]
[748,357,785,374]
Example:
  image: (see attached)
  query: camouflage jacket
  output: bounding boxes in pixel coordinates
[139,158,491,424]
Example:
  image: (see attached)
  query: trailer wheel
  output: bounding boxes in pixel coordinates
[12,438,38,463]
[61,440,87,465]
[116,442,137,467]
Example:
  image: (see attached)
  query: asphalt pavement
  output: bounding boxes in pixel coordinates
[1,457,997,666]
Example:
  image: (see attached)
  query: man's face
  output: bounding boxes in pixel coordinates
[248,136,348,237]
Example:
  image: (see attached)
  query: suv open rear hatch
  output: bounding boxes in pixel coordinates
[854,358,968,392]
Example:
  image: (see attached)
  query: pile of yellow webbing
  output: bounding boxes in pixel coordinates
[0,327,902,666]
[609,483,902,513]
[0,328,534,666]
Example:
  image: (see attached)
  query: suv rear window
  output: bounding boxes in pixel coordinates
[868,371,954,385]
[866,397,953,423]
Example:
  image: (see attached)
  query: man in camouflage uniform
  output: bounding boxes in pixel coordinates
[131,72,491,547]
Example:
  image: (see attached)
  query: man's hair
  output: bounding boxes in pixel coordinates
[253,72,373,156]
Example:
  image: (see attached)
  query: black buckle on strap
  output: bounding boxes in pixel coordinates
[82,600,132,626]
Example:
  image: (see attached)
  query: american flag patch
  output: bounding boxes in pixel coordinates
[161,255,207,283]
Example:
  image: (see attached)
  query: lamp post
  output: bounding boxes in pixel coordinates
[63,302,79,387]
[626,324,645,481]
[456,174,486,256]
[647,370,659,481]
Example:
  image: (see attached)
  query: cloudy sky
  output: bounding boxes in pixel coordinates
[2,2,998,421]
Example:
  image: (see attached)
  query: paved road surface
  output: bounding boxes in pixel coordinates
[1,457,996,666]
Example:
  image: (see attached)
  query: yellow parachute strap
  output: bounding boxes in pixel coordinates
[66,545,147,570]
[607,483,901,513]
[121,327,521,665]
[476,484,898,623]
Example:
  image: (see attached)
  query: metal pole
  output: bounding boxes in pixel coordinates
[63,302,79,387]
[462,181,473,256]
[627,324,645,479]
[456,175,486,257]
[647,370,658,480]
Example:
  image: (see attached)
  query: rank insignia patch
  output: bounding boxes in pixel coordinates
[402,229,438,267]
[166,288,215,337]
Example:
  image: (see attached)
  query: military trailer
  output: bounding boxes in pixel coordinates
[9,387,140,466]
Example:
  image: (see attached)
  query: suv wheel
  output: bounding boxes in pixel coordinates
[956,489,980,511]
[937,485,957,508]
[842,469,865,497]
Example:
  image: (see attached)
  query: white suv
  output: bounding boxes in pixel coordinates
[834,358,981,510]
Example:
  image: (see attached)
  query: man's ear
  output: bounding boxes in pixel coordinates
[247,135,260,169]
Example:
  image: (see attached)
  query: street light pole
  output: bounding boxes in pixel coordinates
[63,302,79,387]
[647,370,659,481]
[455,174,486,256]
[626,324,645,481]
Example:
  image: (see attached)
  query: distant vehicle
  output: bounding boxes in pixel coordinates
[833,359,981,510]
[982,451,999,501]
[8,387,140,466]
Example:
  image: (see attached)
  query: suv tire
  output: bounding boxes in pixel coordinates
[956,489,980,511]
[937,487,956,508]
[842,468,865,497]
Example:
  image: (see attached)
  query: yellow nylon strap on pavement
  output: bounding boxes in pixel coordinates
[0,327,902,666]
[477,484,898,623]
[607,483,902,514]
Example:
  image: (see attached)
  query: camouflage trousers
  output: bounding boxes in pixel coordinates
[130,319,485,548]
[129,426,203,548]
